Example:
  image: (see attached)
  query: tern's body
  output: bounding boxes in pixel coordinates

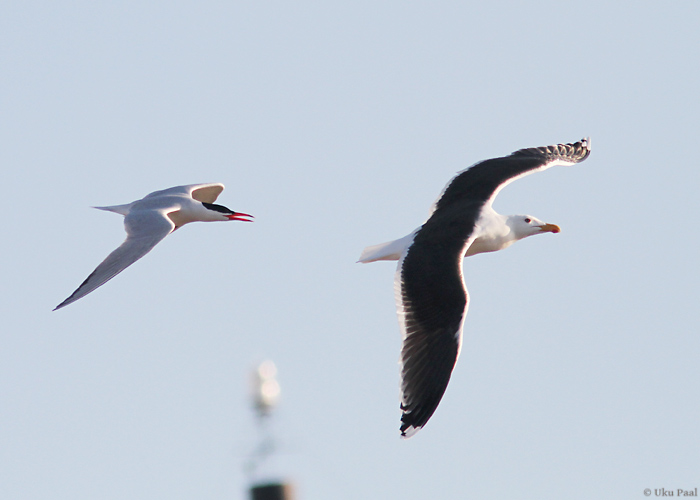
[359,138,591,438]
[54,183,252,310]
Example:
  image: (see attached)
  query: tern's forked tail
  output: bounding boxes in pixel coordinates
[92,203,134,215]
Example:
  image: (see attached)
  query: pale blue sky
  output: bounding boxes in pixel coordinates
[2,1,699,499]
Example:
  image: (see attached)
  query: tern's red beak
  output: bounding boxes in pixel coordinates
[227,212,254,222]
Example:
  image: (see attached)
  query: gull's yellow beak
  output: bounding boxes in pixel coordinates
[537,223,561,234]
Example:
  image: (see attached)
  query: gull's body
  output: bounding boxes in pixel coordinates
[359,138,591,438]
[54,183,252,311]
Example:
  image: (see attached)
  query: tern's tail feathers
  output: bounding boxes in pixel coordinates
[92,203,133,215]
[358,232,416,263]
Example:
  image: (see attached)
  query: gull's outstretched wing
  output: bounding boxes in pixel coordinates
[395,214,477,438]
[430,138,591,215]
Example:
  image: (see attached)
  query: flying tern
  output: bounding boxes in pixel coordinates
[54,183,252,310]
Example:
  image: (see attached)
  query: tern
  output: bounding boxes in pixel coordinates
[54,183,253,311]
[359,138,591,437]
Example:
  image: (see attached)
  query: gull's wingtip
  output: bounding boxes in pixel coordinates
[400,425,421,439]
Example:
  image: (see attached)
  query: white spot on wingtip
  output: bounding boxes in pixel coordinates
[400,425,420,439]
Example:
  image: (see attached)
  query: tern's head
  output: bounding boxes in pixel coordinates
[508,215,560,240]
[202,202,254,222]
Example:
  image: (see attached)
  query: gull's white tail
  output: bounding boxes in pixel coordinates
[358,231,417,263]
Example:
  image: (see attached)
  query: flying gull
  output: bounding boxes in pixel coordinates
[358,138,591,437]
[54,183,253,310]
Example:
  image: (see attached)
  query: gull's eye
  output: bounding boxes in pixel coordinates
[524,217,531,224]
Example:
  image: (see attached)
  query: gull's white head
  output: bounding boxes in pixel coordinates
[508,215,560,240]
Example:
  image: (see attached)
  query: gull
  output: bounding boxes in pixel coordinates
[359,138,591,437]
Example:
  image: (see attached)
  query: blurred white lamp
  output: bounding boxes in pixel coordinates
[251,360,280,418]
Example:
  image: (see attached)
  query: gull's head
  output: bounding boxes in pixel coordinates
[202,202,254,222]
[509,215,560,239]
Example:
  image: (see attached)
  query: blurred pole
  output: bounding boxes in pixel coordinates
[246,361,295,500]
[250,483,294,500]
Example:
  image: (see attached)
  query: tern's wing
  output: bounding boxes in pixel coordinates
[142,183,224,204]
[54,209,175,310]
[189,184,224,203]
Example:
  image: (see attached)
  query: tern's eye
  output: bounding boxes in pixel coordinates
[524,217,531,224]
